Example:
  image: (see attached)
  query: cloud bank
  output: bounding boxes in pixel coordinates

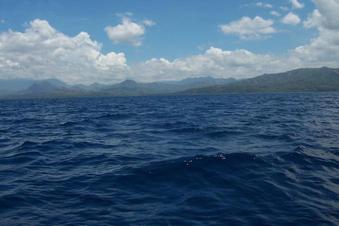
[0,1,339,84]
[0,19,127,84]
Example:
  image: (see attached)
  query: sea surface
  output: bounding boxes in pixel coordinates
[0,93,338,226]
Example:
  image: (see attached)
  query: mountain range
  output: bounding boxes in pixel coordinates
[0,76,236,98]
[1,67,339,99]
[182,67,339,94]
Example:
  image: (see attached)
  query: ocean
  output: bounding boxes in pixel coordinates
[0,93,338,225]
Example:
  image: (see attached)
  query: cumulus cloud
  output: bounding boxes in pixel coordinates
[293,29,339,67]
[105,16,154,46]
[0,19,127,84]
[295,0,339,67]
[133,0,339,82]
[304,0,339,30]
[130,47,302,82]
[282,12,301,25]
[220,16,276,39]
[304,9,322,28]
[1,0,339,85]
[290,0,304,9]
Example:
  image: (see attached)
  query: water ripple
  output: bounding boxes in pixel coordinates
[0,93,339,225]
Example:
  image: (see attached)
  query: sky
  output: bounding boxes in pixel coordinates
[0,0,339,84]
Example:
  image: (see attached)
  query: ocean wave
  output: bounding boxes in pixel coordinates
[0,94,338,225]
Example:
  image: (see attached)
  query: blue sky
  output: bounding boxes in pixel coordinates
[0,0,314,61]
[0,0,338,84]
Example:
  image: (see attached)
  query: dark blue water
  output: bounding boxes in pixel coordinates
[0,93,338,225]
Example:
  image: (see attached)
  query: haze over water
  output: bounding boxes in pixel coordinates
[0,93,338,225]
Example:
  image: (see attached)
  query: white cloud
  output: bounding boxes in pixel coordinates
[295,0,339,67]
[293,29,339,67]
[220,16,276,39]
[105,16,154,46]
[290,0,304,9]
[282,12,301,25]
[133,0,339,82]
[131,47,289,82]
[270,11,281,17]
[0,19,5,24]
[1,0,339,85]
[304,9,322,28]
[304,0,339,30]
[256,2,273,9]
[0,19,127,84]
[130,46,306,82]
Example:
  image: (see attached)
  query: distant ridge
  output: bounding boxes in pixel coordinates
[181,67,339,94]
[1,67,339,99]
[101,77,236,96]
[0,76,236,98]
